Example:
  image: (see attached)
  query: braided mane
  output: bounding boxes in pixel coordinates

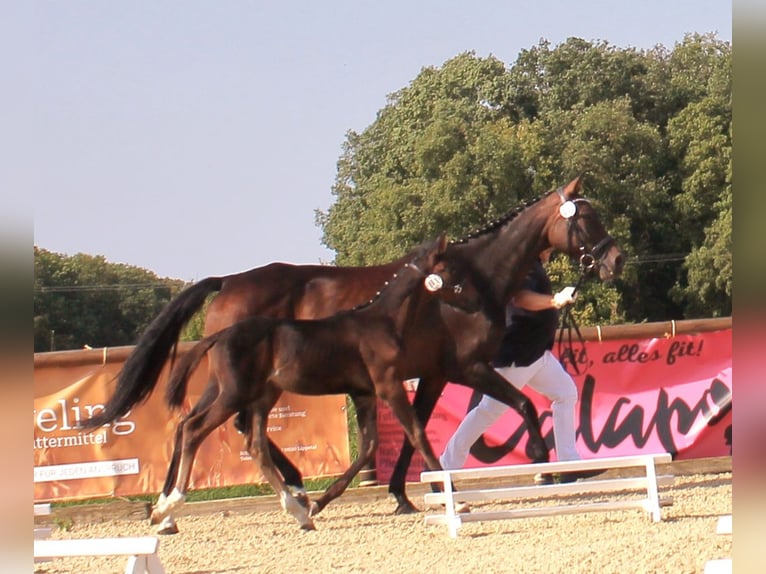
[449,194,546,245]
[349,266,407,311]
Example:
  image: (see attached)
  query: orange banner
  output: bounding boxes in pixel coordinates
[34,350,350,502]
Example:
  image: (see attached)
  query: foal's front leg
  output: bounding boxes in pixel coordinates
[153,383,220,534]
[150,398,233,532]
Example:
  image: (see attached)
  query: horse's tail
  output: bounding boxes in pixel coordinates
[80,276,224,429]
[165,332,222,410]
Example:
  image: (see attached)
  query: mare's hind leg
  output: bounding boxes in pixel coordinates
[309,393,378,516]
[388,376,447,515]
[237,405,308,498]
[238,410,308,505]
[268,439,309,507]
[248,395,315,530]
[150,396,235,530]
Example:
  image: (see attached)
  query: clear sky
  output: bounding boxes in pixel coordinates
[9,1,731,281]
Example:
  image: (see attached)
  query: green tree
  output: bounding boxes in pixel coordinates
[319,52,531,266]
[664,35,732,317]
[317,35,731,324]
[34,247,187,352]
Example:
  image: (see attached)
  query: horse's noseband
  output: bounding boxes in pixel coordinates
[556,190,614,273]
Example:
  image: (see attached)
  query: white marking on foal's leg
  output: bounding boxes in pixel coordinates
[280,490,315,530]
[165,487,186,511]
[151,488,186,523]
[151,492,169,522]
[150,489,186,534]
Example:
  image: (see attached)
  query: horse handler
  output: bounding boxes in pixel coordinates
[439,256,602,486]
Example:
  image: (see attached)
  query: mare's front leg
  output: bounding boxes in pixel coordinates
[463,361,549,463]
[309,394,378,516]
[388,376,447,515]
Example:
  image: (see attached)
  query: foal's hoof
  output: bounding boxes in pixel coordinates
[149,508,164,525]
[157,523,180,535]
[454,501,471,514]
[300,520,316,531]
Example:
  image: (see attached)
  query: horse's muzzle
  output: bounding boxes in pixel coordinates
[599,246,625,280]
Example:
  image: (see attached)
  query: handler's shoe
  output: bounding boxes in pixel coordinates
[453,501,471,514]
[534,469,604,485]
[431,482,471,513]
[534,472,554,485]
[438,500,471,513]
[558,469,605,483]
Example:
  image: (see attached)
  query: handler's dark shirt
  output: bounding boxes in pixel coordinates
[492,261,559,368]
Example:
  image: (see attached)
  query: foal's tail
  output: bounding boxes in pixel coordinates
[80,277,224,429]
[165,332,223,410]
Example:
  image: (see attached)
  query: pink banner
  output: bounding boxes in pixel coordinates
[376,329,732,483]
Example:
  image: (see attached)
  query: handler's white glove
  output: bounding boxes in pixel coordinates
[552,286,576,309]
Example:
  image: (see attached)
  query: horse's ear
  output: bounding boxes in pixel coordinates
[561,174,585,199]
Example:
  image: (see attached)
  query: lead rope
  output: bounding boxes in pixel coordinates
[556,215,592,376]
[556,272,587,376]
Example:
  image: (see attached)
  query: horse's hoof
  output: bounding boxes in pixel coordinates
[157,523,180,535]
[149,508,166,525]
[394,502,419,515]
[300,520,316,531]
[154,515,179,534]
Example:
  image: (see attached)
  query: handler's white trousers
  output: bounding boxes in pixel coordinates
[440,350,580,469]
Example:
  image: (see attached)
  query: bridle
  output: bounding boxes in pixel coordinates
[555,187,615,375]
[556,187,616,280]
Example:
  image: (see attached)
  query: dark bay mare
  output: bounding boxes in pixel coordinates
[149,235,457,531]
[82,176,624,521]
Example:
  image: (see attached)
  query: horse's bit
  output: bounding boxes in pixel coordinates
[556,187,615,277]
